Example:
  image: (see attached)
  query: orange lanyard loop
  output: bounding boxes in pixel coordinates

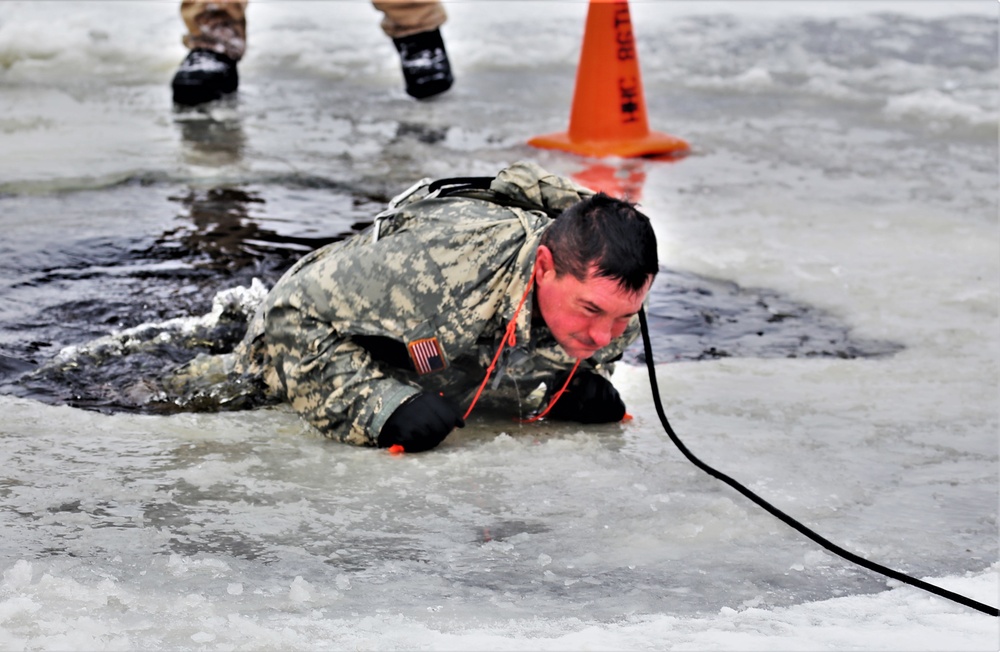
[516,358,580,423]
[462,267,580,423]
[462,272,535,421]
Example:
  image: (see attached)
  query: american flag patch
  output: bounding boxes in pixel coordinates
[407,337,447,375]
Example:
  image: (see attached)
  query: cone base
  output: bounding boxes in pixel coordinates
[528,129,690,159]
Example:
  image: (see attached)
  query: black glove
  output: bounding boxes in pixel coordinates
[543,370,626,424]
[377,392,465,452]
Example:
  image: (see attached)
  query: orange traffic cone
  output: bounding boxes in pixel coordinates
[529,0,689,159]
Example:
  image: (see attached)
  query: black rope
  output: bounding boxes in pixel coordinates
[427,175,565,218]
[427,176,494,194]
[637,307,998,617]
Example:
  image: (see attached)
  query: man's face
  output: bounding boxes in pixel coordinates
[534,249,652,360]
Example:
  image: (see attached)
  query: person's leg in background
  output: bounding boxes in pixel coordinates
[170,0,452,106]
[374,1,453,99]
[171,0,247,106]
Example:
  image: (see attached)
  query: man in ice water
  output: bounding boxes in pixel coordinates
[171,0,454,105]
[168,162,658,452]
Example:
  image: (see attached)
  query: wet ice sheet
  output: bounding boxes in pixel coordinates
[0,344,997,649]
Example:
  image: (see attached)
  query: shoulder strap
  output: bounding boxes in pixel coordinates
[427,175,563,219]
[427,176,493,195]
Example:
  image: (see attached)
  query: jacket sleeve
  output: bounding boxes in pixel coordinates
[263,305,421,447]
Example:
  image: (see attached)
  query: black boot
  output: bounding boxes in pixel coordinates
[171,49,239,106]
[392,29,454,100]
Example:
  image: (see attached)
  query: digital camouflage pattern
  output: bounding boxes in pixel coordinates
[167,162,642,446]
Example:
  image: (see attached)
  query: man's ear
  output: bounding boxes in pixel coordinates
[535,244,556,284]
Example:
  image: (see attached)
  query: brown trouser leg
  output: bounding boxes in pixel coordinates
[179,1,447,60]
[180,0,248,60]
[372,1,448,39]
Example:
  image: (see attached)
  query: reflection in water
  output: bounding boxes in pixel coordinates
[174,100,247,167]
[161,187,336,271]
[395,122,449,145]
[571,161,649,202]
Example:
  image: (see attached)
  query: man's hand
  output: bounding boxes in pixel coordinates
[377,392,465,452]
[544,370,626,424]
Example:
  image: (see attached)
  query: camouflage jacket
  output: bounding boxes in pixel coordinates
[235,162,641,446]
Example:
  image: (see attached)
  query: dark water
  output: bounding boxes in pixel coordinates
[0,178,900,414]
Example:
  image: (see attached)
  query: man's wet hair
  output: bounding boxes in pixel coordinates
[540,192,658,293]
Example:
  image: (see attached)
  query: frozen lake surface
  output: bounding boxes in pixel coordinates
[0,1,997,649]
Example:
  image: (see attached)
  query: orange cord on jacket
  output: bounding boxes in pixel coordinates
[462,271,534,420]
[461,267,579,423]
